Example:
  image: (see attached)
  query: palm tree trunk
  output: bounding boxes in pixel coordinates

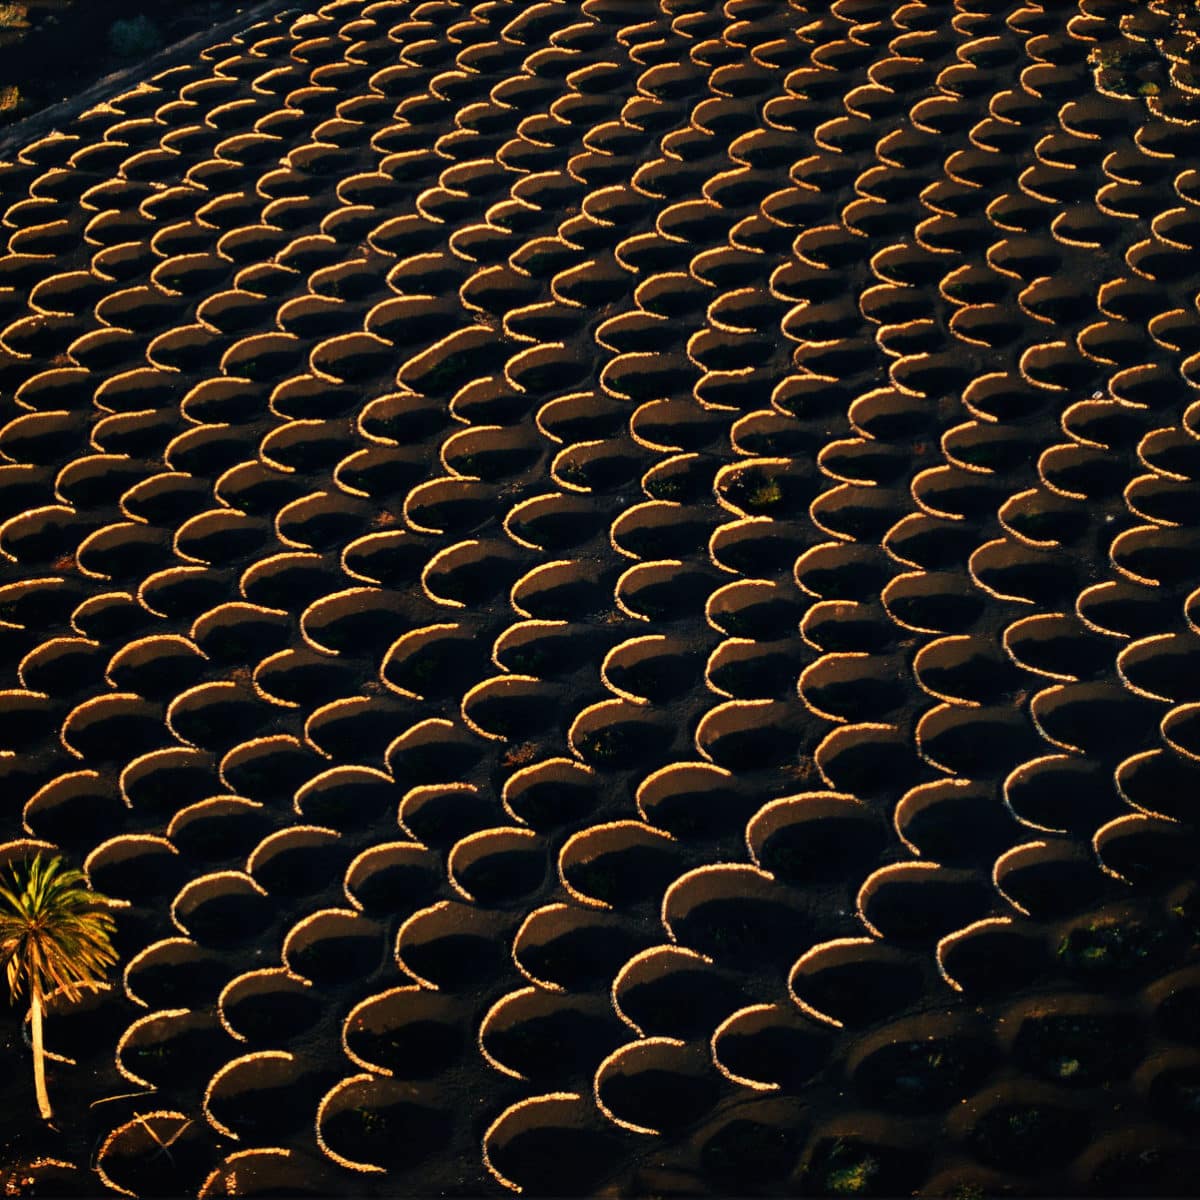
[30,984,52,1121]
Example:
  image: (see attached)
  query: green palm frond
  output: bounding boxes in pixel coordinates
[0,854,118,1006]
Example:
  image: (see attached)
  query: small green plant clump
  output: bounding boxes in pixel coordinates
[819,1142,883,1196]
[1056,918,1164,975]
[827,1159,879,1195]
[1054,1056,1083,1079]
[730,468,787,512]
[747,477,784,509]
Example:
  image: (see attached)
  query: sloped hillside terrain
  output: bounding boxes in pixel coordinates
[2,0,1200,1195]
[0,0,282,131]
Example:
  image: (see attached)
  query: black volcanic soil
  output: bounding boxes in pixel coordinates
[2,0,1200,1196]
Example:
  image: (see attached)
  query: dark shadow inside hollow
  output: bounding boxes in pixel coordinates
[321,1101,454,1172]
[348,1017,463,1079]
[483,1006,625,1085]
[400,931,507,992]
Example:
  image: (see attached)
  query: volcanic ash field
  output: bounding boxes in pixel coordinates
[2,0,1200,1195]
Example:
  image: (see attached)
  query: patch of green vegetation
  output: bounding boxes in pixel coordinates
[1054,1056,1082,1079]
[827,1161,878,1195]
[1056,918,1162,974]
[821,1143,881,1196]
[746,478,784,509]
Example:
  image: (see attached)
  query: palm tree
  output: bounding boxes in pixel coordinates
[0,853,118,1121]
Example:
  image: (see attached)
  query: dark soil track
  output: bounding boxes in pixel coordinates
[2,0,1200,1195]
